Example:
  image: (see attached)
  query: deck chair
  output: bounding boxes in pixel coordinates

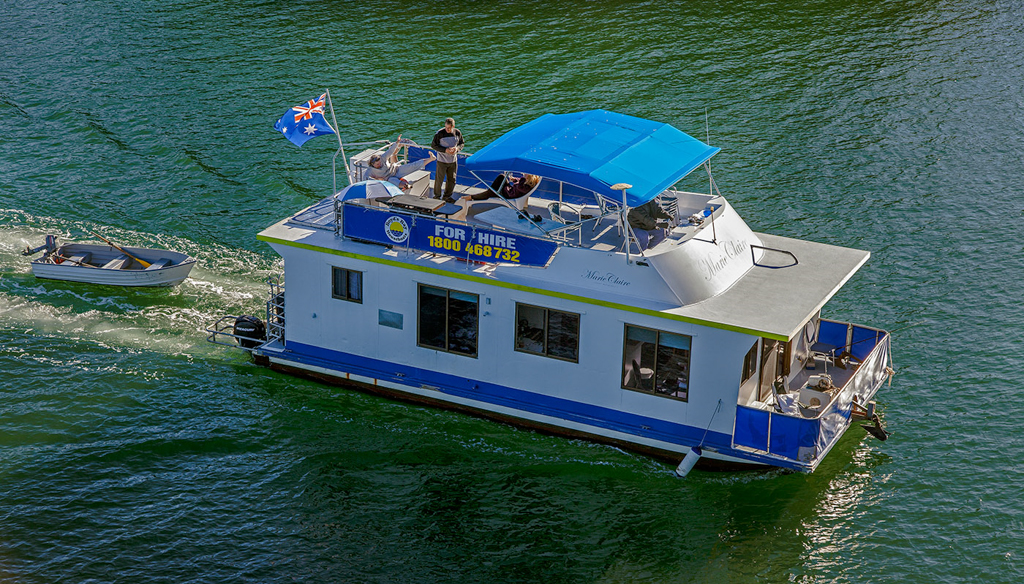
[548,201,567,223]
[486,173,539,211]
[510,177,541,211]
[619,220,649,254]
[631,358,654,391]
[511,192,531,211]
[547,202,583,243]
[632,229,651,251]
[631,359,642,389]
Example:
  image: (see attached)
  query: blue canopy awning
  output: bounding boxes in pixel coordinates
[463,110,720,207]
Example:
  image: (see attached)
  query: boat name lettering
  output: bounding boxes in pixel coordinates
[583,270,631,287]
[699,239,747,281]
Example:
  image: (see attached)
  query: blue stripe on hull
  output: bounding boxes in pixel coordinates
[263,341,810,471]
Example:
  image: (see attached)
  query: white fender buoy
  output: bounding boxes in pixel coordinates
[674,446,702,478]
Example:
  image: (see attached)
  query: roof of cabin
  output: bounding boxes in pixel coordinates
[463,110,719,207]
[667,233,870,340]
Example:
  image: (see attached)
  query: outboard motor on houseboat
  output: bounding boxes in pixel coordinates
[233,315,266,349]
[23,235,58,258]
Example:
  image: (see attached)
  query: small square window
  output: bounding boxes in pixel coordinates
[332,267,362,303]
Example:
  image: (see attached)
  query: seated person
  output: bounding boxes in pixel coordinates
[367,135,436,184]
[471,173,541,201]
[627,199,673,249]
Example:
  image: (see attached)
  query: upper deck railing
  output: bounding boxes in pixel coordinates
[284,140,727,270]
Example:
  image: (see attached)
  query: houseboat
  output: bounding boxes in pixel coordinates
[209,110,893,474]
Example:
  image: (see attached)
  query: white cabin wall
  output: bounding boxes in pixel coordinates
[273,246,323,349]
[277,244,757,440]
[675,325,747,435]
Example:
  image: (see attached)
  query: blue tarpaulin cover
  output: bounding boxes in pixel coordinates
[463,110,720,207]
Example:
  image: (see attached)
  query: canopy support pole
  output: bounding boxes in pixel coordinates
[610,183,635,263]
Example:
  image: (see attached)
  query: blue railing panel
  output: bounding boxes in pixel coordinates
[769,413,819,461]
[817,320,848,353]
[734,406,770,451]
[851,325,880,361]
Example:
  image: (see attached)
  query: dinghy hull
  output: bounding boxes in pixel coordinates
[29,243,195,287]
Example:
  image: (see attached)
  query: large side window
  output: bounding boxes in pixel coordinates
[417,284,479,357]
[515,303,580,362]
[332,267,362,303]
[621,324,690,401]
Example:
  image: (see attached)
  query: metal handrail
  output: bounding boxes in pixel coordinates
[205,316,257,351]
[750,244,798,268]
[266,275,285,344]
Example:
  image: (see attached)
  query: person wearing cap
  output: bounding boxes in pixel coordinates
[430,118,464,203]
[366,134,436,184]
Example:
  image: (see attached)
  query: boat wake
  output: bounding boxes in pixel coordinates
[0,210,280,359]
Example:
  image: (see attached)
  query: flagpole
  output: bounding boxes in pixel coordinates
[325,89,349,195]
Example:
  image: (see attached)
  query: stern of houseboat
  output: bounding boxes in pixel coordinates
[731,320,893,472]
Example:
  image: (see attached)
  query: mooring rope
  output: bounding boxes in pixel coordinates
[698,398,723,448]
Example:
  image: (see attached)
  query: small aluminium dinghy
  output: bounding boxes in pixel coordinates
[23,234,196,287]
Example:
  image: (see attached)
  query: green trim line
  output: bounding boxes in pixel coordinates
[258,234,789,341]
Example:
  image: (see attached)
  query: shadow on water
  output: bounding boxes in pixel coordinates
[226,363,895,583]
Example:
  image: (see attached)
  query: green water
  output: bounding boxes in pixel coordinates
[2,1,1022,582]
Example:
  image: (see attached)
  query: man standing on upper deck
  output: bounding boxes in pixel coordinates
[431,117,464,203]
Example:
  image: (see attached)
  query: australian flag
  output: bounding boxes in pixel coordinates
[274,94,336,147]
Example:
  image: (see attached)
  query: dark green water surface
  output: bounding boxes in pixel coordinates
[2,1,1023,582]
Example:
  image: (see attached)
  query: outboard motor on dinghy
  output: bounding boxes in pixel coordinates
[233,315,266,350]
[23,235,58,257]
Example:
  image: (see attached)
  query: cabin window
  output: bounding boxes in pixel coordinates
[417,284,478,357]
[332,267,362,303]
[741,341,758,383]
[621,325,690,401]
[514,303,580,362]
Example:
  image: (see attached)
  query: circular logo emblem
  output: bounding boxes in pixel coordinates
[384,215,410,243]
